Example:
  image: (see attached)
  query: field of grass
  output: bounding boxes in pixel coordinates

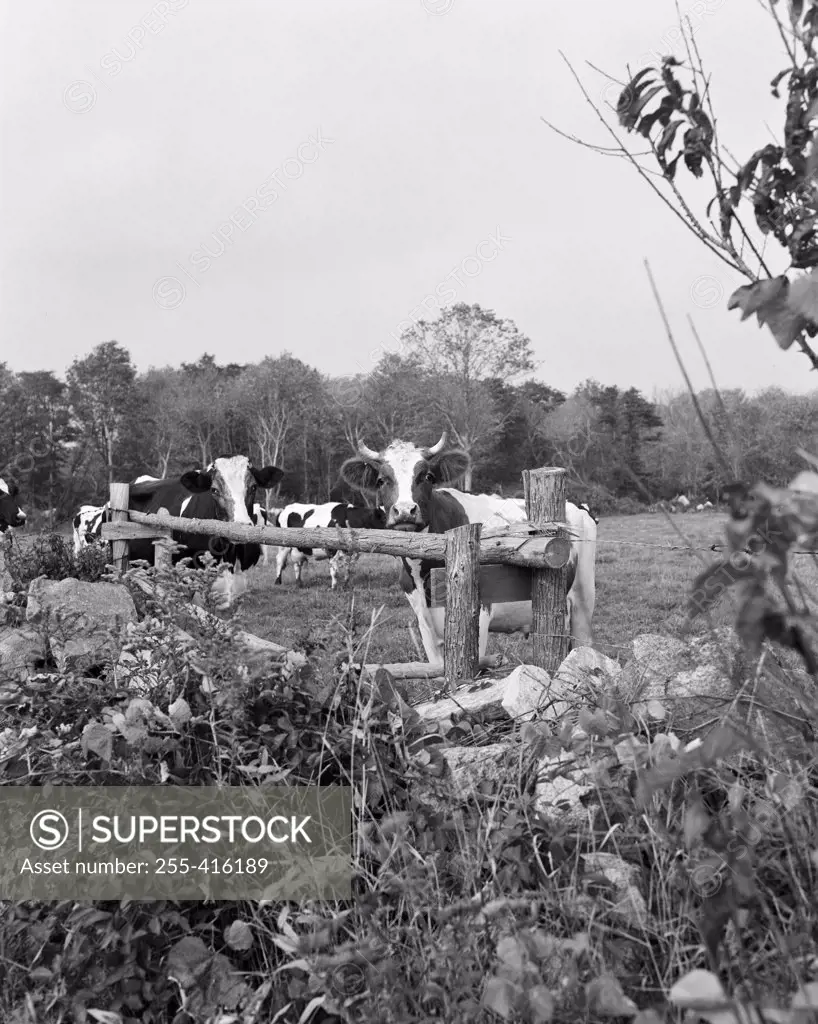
[237,511,744,671]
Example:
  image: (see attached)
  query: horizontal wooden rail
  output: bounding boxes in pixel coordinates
[101,510,572,570]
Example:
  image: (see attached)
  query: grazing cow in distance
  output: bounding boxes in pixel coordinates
[274,502,387,589]
[340,433,597,667]
[0,478,26,533]
[125,455,283,607]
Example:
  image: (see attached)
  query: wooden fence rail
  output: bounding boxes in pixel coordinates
[101,467,572,683]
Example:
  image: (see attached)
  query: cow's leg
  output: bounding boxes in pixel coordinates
[405,591,444,667]
[478,604,492,661]
[566,534,596,648]
[330,550,349,590]
[230,560,248,605]
[400,559,443,668]
[210,566,233,610]
[292,550,306,586]
[274,545,289,585]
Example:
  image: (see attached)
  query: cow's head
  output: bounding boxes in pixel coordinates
[340,433,469,531]
[0,478,26,532]
[180,456,284,524]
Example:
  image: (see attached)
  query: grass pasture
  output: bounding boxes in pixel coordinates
[238,510,749,675]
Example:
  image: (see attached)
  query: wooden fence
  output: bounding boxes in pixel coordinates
[101,468,573,683]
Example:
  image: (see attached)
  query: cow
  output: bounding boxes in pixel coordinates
[274,502,387,589]
[72,476,162,556]
[252,503,285,566]
[123,456,283,607]
[0,478,26,533]
[73,504,108,556]
[339,433,597,667]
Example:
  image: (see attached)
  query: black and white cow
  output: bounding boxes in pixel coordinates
[124,456,283,606]
[340,433,597,667]
[252,503,286,566]
[72,476,161,556]
[274,502,387,589]
[0,478,26,533]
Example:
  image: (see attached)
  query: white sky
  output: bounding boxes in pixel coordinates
[1,0,812,398]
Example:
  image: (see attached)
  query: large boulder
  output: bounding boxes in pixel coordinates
[26,577,137,673]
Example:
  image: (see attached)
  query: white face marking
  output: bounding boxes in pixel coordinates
[210,456,254,524]
[379,441,425,524]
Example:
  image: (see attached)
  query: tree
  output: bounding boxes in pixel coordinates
[15,372,74,512]
[232,354,326,505]
[399,303,538,489]
[66,342,137,486]
[550,6,818,369]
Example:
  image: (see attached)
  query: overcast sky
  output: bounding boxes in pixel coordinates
[1,0,811,399]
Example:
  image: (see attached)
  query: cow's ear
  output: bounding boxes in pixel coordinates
[340,456,380,494]
[252,465,284,488]
[429,450,470,485]
[180,470,212,493]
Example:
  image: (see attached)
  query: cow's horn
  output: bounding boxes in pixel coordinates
[357,439,380,460]
[426,432,447,455]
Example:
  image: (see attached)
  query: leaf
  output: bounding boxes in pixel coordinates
[633,1012,665,1024]
[688,559,756,618]
[656,118,685,160]
[727,276,811,351]
[585,975,639,1017]
[495,935,529,977]
[81,722,113,763]
[87,1013,124,1024]
[646,699,666,720]
[166,935,211,987]
[168,697,191,728]
[669,969,726,1007]
[482,975,519,1020]
[699,725,743,765]
[770,67,793,98]
[224,920,254,952]
[665,153,681,181]
[527,985,555,1023]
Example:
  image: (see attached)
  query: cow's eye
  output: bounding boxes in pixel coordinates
[376,477,385,488]
[425,472,435,484]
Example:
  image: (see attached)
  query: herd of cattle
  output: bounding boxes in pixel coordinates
[0,435,600,666]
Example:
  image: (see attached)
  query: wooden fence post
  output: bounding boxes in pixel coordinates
[153,508,174,571]
[109,483,130,575]
[443,523,482,688]
[523,468,569,674]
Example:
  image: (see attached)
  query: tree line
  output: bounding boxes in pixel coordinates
[1,303,814,518]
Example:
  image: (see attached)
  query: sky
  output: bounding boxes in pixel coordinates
[1,0,812,399]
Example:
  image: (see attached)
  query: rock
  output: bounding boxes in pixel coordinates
[554,646,622,688]
[0,627,46,681]
[500,664,568,723]
[582,852,648,928]
[617,628,808,751]
[413,675,512,723]
[26,577,137,673]
[414,663,590,727]
[533,751,595,828]
[441,743,511,798]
